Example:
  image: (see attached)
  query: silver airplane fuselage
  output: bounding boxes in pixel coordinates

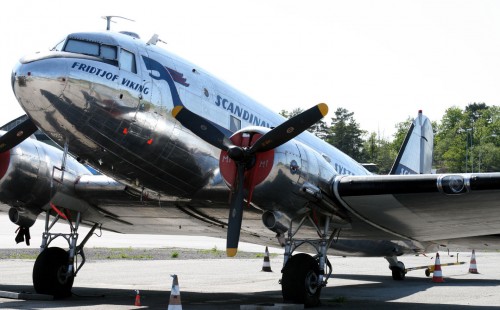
[11,30,428,256]
[12,31,366,203]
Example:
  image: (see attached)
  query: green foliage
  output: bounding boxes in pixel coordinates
[392,116,413,154]
[434,103,499,172]
[326,107,366,161]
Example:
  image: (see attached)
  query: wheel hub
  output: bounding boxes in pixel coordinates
[56,266,70,284]
[305,270,319,295]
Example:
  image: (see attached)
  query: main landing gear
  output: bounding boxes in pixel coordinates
[32,139,99,298]
[32,207,98,298]
[280,213,337,308]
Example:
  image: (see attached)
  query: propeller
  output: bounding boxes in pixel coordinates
[172,103,328,256]
[0,118,38,153]
[172,106,231,151]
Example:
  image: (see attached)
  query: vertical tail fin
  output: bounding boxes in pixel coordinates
[390,110,433,175]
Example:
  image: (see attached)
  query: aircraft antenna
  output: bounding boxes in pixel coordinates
[101,16,135,31]
[147,34,167,46]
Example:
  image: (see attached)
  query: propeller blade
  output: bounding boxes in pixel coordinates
[249,103,328,153]
[0,118,38,153]
[172,105,232,151]
[226,163,245,257]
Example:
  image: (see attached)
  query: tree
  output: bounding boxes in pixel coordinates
[361,132,398,174]
[392,116,413,154]
[326,108,366,161]
[471,105,499,172]
[434,103,499,172]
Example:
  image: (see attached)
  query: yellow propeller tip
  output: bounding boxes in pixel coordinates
[226,248,238,257]
[318,103,329,117]
[172,105,183,118]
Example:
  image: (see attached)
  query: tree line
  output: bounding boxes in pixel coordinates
[280,103,499,174]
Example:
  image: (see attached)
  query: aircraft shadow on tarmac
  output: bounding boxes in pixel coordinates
[2,275,500,310]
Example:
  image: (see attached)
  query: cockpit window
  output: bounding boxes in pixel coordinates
[64,39,118,61]
[119,49,136,73]
[65,39,100,56]
[101,45,117,60]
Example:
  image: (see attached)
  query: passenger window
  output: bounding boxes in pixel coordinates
[230,116,241,132]
[120,49,136,73]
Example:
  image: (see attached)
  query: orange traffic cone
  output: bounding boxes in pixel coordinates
[261,246,272,272]
[168,274,182,310]
[469,250,479,274]
[134,289,141,306]
[432,253,444,283]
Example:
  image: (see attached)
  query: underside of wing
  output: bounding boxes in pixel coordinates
[332,173,500,242]
[71,175,277,246]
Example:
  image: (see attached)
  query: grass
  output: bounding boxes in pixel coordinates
[100,248,154,260]
[197,246,224,256]
[0,246,280,260]
[1,252,38,260]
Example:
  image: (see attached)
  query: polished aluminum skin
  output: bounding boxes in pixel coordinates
[10,31,447,257]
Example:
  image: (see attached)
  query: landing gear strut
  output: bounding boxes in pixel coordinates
[32,139,99,297]
[280,213,337,307]
[33,208,98,297]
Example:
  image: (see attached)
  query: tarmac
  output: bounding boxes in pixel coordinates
[2,214,500,309]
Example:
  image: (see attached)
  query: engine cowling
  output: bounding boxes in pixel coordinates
[0,136,91,226]
[218,127,339,215]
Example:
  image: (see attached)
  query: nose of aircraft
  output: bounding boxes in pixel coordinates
[11,52,68,114]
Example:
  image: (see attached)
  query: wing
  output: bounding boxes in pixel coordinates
[332,173,500,242]
[71,174,274,246]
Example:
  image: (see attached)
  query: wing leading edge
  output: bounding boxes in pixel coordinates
[332,173,500,242]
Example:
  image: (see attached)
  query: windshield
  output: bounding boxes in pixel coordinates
[63,38,117,61]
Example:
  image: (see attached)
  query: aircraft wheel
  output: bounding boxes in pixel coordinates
[425,268,431,277]
[282,253,322,307]
[33,247,74,298]
[390,261,406,281]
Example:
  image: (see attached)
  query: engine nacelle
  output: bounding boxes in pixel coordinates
[219,127,339,215]
[0,135,92,221]
[253,138,339,212]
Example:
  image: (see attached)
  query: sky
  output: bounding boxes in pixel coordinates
[1,0,499,138]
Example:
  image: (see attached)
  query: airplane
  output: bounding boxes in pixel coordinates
[2,17,499,307]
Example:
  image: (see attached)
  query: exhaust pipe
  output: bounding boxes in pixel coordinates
[262,211,290,234]
[8,207,38,228]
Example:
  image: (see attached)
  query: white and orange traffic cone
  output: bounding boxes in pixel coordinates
[168,274,182,310]
[134,289,141,306]
[469,250,479,274]
[261,246,272,272]
[432,253,444,283]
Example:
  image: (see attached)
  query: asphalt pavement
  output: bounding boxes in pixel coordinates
[1,214,500,309]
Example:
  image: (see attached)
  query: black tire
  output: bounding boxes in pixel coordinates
[282,253,322,308]
[390,262,406,281]
[33,247,74,298]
